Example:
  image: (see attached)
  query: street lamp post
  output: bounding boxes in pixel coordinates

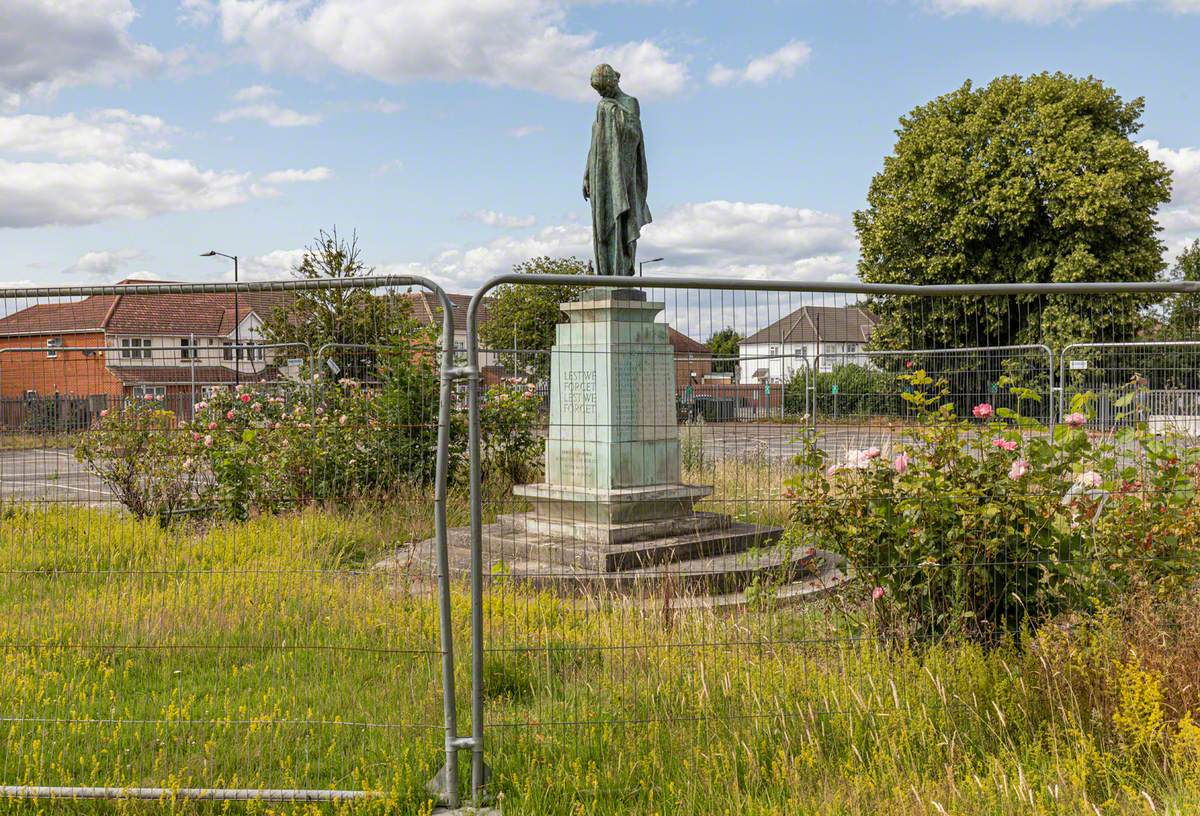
[201,251,240,385]
[638,256,664,277]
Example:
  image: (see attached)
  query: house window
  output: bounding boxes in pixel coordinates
[768,346,779,357]
[46,337,62,358]
[131,385,166,400]
[180,338,199,360]
[223,342,233,361]
[793,347,806,358]
[121,338,151,360]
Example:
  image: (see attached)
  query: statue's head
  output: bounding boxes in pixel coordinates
[590,64,621,98]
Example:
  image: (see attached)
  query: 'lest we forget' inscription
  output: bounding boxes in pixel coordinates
[563,370,597,413]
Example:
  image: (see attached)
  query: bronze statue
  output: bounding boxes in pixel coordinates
[583,64,651,277]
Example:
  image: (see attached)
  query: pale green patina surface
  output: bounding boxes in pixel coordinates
[544,288,678,490]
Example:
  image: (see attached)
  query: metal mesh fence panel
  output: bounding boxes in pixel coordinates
[460,279,1200,811]
[0,279,464,809]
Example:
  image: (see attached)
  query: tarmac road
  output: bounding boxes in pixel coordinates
[0,448,113,504]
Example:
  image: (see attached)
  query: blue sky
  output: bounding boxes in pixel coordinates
[1,0,1198,292]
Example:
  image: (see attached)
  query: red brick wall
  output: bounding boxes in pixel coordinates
[0,332,121,399]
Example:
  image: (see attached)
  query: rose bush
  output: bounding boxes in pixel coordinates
[75,395,204,523]
[787,369,1200,643]
[478,377,543,484]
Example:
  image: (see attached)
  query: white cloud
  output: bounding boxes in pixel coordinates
[0,108,257,228]
[923,0,1130,22]
[61,248,144,278]
[216,102,322,127]
[1143,140,1200,257]
[708,41,812,87]
[465,209,538,228]
[508,125,545,138]
[362,98,405,114]
[405,199,856,290]
[233,83,277,102]
[261,167,333,184]
[374,158,404,175]
[235,248,307,281]
[0,0,162,105]
[197,0,689,100]
[0,109,169,159]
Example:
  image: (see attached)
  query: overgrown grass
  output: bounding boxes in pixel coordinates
[1,493,1199,814]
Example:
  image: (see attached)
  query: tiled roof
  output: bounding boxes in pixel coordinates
[743,305,879,345]
[405,292,491,333]
[667,326,710,355]
[0,280,294,338]
[108,365,283,385]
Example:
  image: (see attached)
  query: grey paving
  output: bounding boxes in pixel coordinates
[0,447,113,504]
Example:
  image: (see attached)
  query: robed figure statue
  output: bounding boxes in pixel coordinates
[583,64,651,277]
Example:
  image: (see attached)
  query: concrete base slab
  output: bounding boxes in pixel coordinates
[497,509,729,545]
[512,482,712,524]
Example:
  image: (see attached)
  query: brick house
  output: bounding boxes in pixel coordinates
[0,280,295,427]
[667,327,712,384]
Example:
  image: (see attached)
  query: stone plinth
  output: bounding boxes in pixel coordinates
[514,287,707,531]
[542,288,679,490]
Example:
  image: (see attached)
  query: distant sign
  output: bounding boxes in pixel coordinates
[1069,360,1088,370]
[764,383,771,396]
[831,384,839,395]
[287,358,304,368]
[326,357,341,375]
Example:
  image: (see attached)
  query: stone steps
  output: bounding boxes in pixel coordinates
[393,519,846,605]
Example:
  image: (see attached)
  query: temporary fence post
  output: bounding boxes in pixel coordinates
[430,288,463,809]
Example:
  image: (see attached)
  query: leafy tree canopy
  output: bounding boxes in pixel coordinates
[854,73,1172,351]
[706,328,742,373]
[1162,240,1200,340]
[261,227,425,355]
[478,256,590,378]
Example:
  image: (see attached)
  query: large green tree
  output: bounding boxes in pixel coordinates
[705,328,741,373]
[261,227,421,352]
[478,256,590,378]
[1162,240,1200,340]
[855,73,1172,352]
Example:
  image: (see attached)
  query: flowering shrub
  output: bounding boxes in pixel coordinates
[188,386,297,520]
[74,394,203,522]
[478,377,543,483]
[786,369,1200,643]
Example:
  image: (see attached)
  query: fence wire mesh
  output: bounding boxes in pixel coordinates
[0,280,464,809]
[4,275,1200,812]
[462,279,1200,810]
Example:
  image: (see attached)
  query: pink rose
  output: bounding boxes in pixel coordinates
[893,452,910,474]
[100,409,109,418]
[226,410,235,420]
[1008,459,1030,480]
[339,414,348,426]
[251,402,262,413]
[871,586,886,601]
[203,434,214,448]
[240,393,251,404]
[864,447,881,460]
[1076,470,1103,489]
[207,421,218,431]
[991,437,1017,452]
[825,463,840,478]
[192,432,201,442]
[1064,412,1087,429]
[972,403,994,420]
[143,393,153,402]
